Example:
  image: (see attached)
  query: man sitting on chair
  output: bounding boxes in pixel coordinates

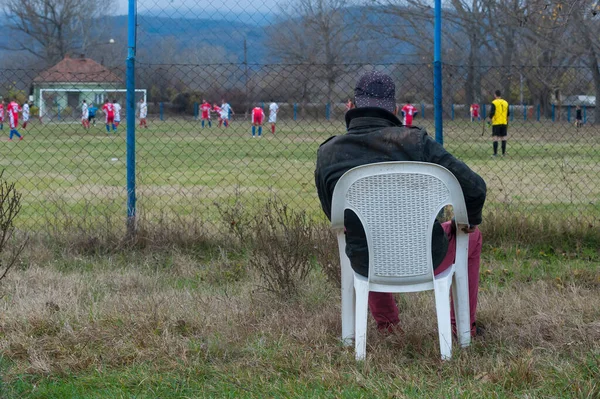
[314,71,487,337]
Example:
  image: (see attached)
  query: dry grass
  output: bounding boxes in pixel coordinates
[1,196,599,396]
[1,228,599,396]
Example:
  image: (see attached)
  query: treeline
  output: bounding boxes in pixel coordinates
[2,0,599,121]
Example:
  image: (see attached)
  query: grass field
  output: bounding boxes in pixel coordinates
[0,223,599,397]
[0,115,599,397]
[0,116,599,230]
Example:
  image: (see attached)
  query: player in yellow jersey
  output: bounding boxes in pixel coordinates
[488,90,509,157]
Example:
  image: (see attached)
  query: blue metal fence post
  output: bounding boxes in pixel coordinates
[537,104,540,121]
[433,0,443,144]
[126,0,137,235]
[160,102,164,121]
[451,104,454,120]
[421,103,425,119]
[57,104,61,121]
[294,103,297,121]
[326,103,330,120]
[567,105,571,123]
[584,105,587,123]
[524,104,527,121]
[194,102,198,120]
[482,104,486,120]
[552,104,555,122]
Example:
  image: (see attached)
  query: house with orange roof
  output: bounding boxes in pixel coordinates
[33,55,123,118]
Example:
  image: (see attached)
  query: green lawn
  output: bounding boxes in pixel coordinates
[0,116,599,397]
[1,116,599,230]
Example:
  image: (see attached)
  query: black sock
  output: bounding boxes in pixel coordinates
[501,141,506,155]
[493,141,498,155]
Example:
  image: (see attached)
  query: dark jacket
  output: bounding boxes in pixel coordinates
[315,107,487,277]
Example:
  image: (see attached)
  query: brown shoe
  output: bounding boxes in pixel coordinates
[377,322,404,336]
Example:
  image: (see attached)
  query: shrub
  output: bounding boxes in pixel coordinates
[62,106,73,117]
[0,172,26,286]
[249,197,314,297]
[313,223,340,288]
[214,189,253,247]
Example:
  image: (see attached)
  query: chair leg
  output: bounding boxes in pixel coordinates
[434,280,453,360]
[341,258,355,346]
[354,282,369,361]
[453,269,471,348]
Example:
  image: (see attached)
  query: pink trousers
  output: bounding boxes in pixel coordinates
[368,221,482,334]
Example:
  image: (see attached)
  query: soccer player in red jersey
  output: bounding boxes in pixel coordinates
[401,100,419,127]
[213,103,223,127]
[7,99,22,140]
[102,99,115,133]
[470,103,480,122]
[200,99,212,128]
[345,98,355,112]
[251,105,265,137]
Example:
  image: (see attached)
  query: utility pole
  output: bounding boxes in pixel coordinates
[244,38,249,116]
[433,0,443,145]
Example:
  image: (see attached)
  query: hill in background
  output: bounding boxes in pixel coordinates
[0,7,420,69]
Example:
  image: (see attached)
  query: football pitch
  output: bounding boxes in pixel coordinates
[0,117,599,230]
[1,117,600,398]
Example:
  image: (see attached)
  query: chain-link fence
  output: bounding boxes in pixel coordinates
[0,0,599,234]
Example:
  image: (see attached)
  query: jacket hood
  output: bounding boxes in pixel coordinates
[345,107,402,130]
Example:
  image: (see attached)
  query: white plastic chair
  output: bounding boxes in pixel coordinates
[331,161,471,360]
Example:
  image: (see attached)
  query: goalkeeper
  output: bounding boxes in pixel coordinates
[488,90,509,157]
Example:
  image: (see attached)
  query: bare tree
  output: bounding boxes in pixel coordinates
[570,0,600,123]
[1,0,113,65]
[510,0,578,116]
[267,0,364,112]
[373,0,489,104]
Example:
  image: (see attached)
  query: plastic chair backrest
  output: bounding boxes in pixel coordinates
[331,162,468,286]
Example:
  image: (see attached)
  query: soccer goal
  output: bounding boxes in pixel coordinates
[38,89,147,120]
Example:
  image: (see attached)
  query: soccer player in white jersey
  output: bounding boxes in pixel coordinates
[138,98,148,128]
[220,100,233,128]
[113,100,122,131]
[81,100,90,128]
[21,101,31,129]
[268,100,279,134]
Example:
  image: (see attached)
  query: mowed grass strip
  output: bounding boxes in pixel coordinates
[0,118,598,229]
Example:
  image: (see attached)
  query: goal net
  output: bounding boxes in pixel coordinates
[38,89,147,121]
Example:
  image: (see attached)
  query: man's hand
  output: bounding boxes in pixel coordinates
[457,223,478,234]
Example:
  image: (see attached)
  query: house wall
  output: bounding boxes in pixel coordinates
[33,83,124,119]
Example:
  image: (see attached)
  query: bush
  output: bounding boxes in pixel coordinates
[0,171,26,286]
[313,224,340,287]
[171,92,203,114]
[214,189,253,248]
[249,197,314,297]
[62,106,73,117]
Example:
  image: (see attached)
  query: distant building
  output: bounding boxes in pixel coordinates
[558,95,596,107]
[33,55,122,118]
